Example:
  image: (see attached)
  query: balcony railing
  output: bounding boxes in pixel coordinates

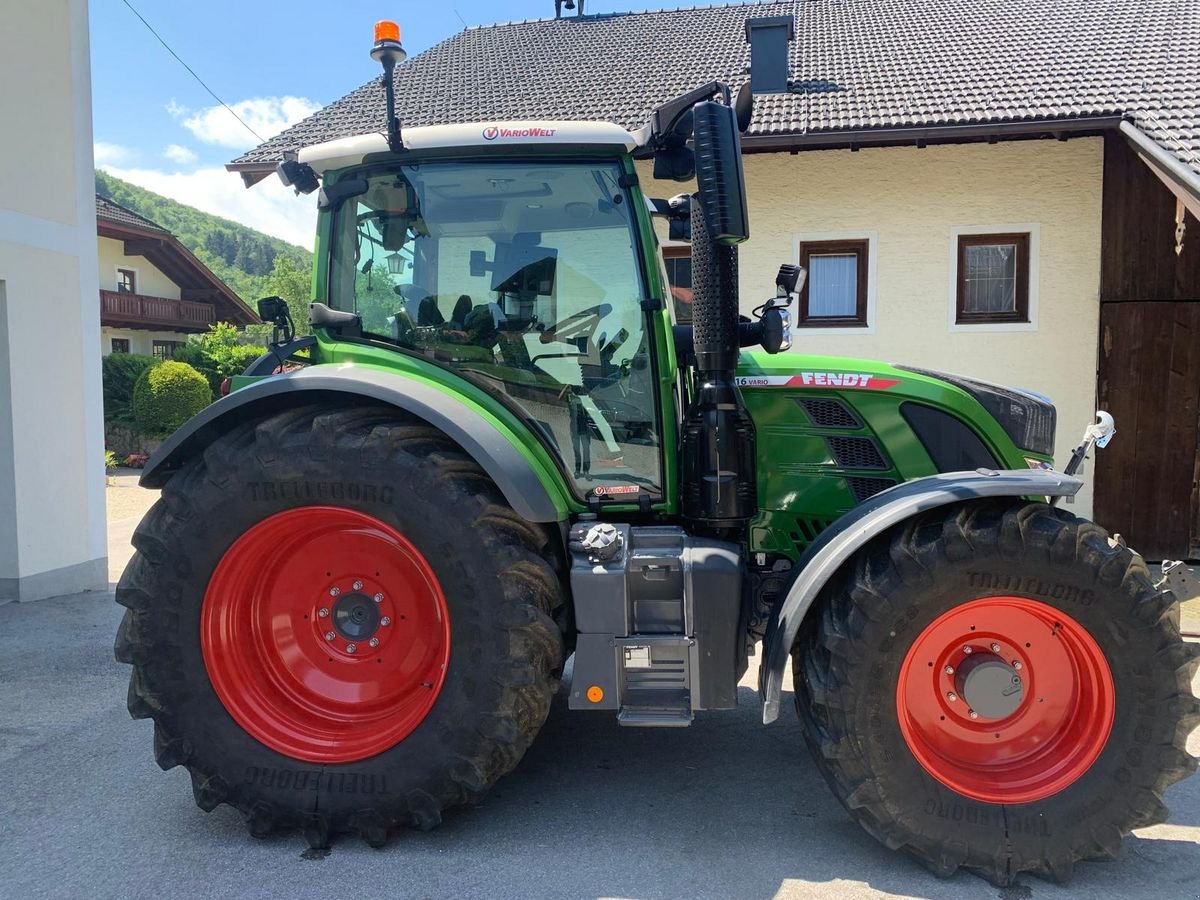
[100,290,216,330]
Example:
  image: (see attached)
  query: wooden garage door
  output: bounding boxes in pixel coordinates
[1094,302,1200,560]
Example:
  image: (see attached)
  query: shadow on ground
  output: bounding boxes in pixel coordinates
[0,592,1197,900]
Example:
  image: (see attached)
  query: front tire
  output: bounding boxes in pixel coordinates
[794,501,1200,884]
[115,405,564,846]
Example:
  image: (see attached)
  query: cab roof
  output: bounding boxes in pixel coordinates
[297,120,641,175]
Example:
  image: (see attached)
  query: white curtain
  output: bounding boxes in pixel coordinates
[808,254,858,317]
[964,245,1016,312]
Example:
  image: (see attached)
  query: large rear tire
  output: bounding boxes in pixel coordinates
[794,501,1200,884]
[115,405,564,847]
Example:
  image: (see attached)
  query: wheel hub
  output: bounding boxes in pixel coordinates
[896,595,1114,804]
[955,653,1023,719]
[200,506,451,763]
[332,592,381,641]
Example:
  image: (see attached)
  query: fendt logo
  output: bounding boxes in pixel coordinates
[735,372,901,390]
[481,125,558,140]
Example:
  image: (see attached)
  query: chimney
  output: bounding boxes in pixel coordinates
[744,16,795,93]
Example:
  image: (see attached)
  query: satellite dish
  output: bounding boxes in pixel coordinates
[735,83,754,133]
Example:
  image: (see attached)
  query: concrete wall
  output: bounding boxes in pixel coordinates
[97,236,181,299]
[648,137,1104,517]
[0,0,107,601]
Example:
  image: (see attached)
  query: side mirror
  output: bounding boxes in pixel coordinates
[692,101,749,244]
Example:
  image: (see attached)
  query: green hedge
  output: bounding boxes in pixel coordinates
[102,353,158,427]
[132,361,212,437]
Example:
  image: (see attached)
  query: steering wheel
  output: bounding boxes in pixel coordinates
[537,303,613,349]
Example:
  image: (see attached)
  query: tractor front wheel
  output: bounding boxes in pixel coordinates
[115,405,564,847]
[794,501,1199,884]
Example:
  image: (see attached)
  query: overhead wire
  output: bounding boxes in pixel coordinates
[118,0,268,145]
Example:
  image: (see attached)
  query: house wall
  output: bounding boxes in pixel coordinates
[648,137,1104,517]
[100,327,193,357]
[0,0,107,601]
[97,236,181,299]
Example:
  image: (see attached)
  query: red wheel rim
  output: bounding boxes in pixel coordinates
[201,506,450,763]
[896,596,1114,803]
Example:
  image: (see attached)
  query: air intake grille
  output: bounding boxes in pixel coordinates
[799,398,861,429]
[848,477,898,503]
[827,436,888,470]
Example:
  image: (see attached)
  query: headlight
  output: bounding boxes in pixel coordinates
[898,367,1056,456]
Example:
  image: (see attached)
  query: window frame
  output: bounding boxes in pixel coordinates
[792,233,876,332]
[955,232,1031,325]
[947,224,1040,333]
[110,338,130,354]
[661,245,692,322]
[116,267,137,295]
[152,340,181,360]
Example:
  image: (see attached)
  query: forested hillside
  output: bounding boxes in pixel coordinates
[94,170,313,303]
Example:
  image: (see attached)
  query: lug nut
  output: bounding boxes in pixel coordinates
[324,631,335,641]
[944,665,955,675]
[1012,660,1022,670]
[329,586,341,597]
[353,580,363,591]
[990,642,1001,653]
[373,593,384,603]
[318,608,329,618]
[369,637,379,648]
[963,645,973,654]
[968,709,979,720]
[380,616,391,626]
[947,691,958,702]
[346,643,357,654]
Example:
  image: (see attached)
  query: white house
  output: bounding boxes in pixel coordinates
[227,0,1200,558]
[95,195,256,357]
[0,0,107,602]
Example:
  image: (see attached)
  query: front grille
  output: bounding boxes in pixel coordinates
[827,436,888,470]
[848,476,898,503]
[799,398,861,429]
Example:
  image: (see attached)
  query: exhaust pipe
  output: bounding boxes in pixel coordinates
[680,101,757,531]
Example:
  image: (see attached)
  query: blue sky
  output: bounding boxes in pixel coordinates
[91,0,721,247]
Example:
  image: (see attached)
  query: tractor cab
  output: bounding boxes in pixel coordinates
[298,125,665,496]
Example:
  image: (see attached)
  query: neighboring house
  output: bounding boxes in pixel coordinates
[95,195,257,358]
[227,0,1200,558]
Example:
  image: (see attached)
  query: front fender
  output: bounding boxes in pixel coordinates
[758,469,1083,723]
[140,366,570,523]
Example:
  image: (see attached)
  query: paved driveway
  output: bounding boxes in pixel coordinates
[0,480,1196,899]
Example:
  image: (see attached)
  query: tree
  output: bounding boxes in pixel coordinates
[264,254,313,336]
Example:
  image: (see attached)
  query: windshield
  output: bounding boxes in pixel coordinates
[329,159,662,498]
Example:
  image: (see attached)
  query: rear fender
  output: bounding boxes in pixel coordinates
[758,469,1083,723]
[139,366,570,523]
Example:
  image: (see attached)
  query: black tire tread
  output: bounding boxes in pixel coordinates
[115,404,564,848]
[794,500,1200,885]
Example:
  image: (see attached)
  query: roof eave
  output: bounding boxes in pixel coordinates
[740,116,1127,152]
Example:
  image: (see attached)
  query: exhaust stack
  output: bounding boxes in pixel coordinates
[680,101,757,532]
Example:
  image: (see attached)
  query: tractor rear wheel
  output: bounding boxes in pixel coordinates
[115,405,564,847]
[793,500,1200,885]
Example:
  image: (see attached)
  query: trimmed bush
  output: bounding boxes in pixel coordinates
[132,361,212,437]
[102,353,158,427]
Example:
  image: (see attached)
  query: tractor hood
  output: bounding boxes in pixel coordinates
[735,351,1056,462]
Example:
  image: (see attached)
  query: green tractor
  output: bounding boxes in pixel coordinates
[115,21,1198,885]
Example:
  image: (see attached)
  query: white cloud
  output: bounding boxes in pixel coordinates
[97,162,317,250]
[94,141,135,167]
[168,96,322,150]
[163,144,198,165]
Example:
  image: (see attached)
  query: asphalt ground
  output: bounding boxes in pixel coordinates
[0,478,1196,900]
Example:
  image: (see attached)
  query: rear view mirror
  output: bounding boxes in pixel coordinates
[692,101,749,244]
[469,250,489,278]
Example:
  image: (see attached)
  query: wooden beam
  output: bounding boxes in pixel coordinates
[122,238,165,257]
